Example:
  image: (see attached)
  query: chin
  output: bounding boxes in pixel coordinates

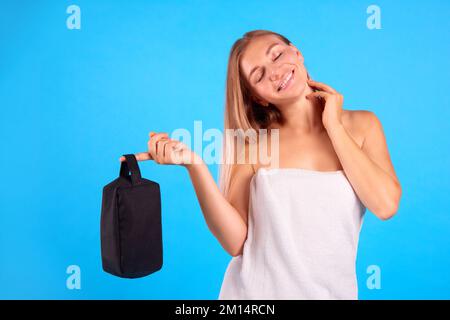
[284,80,308,98]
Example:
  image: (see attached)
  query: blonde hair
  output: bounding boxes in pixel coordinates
[218,30,310,199]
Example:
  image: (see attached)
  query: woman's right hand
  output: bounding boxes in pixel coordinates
[120,133,248,257]
[119,131,200,167]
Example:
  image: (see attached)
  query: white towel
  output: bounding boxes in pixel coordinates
[218,167,366,300]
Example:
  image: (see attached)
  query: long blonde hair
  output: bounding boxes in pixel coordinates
[218,30,310,199]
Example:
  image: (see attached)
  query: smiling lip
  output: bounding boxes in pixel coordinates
[277,69,295,92]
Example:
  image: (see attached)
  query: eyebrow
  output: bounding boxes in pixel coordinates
[248,42,281,81]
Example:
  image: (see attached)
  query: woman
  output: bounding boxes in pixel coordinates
[121,30,402,299]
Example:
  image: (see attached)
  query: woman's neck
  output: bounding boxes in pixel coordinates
[277,83,325,134]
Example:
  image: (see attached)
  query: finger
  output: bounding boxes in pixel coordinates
[307,79,334,92]
[158,137,172,160]
[149,132,169,160]
[119,152,152,162]
[153,136,170,162]
[164,140,181,163]
[306,91,330,100]
[307,79,337,94]
[149,132,169,141]
[148,131,168,141]
[134,152,152,161]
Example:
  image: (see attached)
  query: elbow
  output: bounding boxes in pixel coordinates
[228,227,248,257]
[231,250,243,257]
[229,240,246,257]
[376,204,398,221]
[223,224,248,257]
[376,183,402,221]
[374,200,398,220]
[230,245,244,257]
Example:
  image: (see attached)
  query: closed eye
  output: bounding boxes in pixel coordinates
[256,52,283,83]
[256,70,264,83]
[274,52,283,61]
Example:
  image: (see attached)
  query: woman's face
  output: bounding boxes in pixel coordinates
[240,34,309,106]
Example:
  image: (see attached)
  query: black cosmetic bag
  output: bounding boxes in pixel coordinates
[100,154,163,278]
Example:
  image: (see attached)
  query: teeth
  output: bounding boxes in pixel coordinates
[278,70,293,91]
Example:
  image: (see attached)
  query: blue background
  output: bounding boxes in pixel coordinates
[1,0,449,299]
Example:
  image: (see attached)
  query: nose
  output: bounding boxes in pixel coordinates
[269,67,283,82]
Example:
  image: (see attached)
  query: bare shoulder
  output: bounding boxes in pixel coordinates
[344,109,400,186]
[341,109,378,149]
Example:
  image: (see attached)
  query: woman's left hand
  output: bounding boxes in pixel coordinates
[306,79,344,130]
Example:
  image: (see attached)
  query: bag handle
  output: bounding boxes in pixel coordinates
[120,154,142,184]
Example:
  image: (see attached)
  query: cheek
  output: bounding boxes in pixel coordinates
[294,63,306,76]
[259,83,275,97]
[283,47,300,62]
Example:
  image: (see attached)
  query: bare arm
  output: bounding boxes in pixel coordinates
[185,156,253,256]
[122,131,253,256]
[327,112,402,220]
[307,79,402,220]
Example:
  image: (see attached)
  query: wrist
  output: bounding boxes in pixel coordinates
[325,122,344,135]
[182,153,204,172]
